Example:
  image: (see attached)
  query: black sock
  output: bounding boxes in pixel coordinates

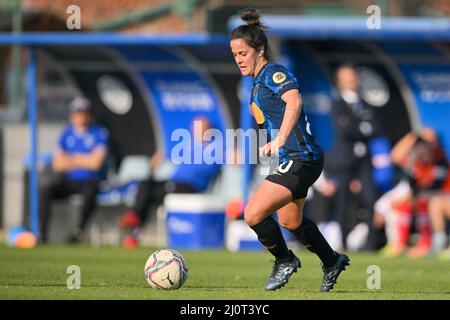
[250,216,292,261]
[291,217,338,267]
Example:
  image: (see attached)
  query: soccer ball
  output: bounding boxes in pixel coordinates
[144,249,188,290]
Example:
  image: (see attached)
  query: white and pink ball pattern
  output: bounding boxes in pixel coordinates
[144,249,188,290]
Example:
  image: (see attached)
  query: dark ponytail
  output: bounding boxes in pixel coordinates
[240,8,264,29]
[230,8,271,60]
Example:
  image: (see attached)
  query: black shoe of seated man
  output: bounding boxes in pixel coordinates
[320,253,350,292]
[265,251,301,291]
[66,229,85,244]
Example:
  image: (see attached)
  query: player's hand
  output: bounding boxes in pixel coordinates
[259,137,285,157]
[259,142,272,157]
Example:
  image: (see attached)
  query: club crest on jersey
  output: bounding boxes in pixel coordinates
[272,72,286,84]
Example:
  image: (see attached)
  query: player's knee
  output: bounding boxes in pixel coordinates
[244,205,263,227]
[278,218,301,231]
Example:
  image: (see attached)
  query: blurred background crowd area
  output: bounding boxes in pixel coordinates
[0,1,449,257]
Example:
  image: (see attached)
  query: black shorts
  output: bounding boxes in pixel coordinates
[266,158,324,200]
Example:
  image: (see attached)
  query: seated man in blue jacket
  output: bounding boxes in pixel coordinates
[118,116,222,248]
[39,97,109,243]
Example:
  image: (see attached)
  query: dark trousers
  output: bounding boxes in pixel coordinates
[133,178,197,225]
[329,157,379,250]
[39,176,99,242]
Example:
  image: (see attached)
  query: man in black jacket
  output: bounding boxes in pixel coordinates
[324,64,382,251]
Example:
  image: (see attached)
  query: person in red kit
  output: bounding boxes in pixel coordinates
[390,128,449,258]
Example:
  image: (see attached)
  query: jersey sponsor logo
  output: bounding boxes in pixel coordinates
[251,102,265,125]
[272,72,287,84]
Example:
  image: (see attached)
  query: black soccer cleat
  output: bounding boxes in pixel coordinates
[320,253,350,292]
[265,251,301,291]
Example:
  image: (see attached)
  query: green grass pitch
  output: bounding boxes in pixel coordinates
[0,245,449,300]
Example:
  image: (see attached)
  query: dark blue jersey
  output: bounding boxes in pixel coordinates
[250,63,323,162]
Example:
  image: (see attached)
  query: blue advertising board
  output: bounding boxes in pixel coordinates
[397,63,450,156]
[115,45,229,160]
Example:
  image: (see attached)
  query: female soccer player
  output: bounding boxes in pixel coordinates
[230,8,350,291]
